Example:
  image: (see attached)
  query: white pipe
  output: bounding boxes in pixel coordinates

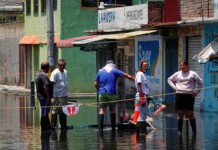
[177,18,218,25]
[0,5,23,12]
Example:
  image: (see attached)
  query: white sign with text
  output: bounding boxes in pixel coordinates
[98,4,148,31]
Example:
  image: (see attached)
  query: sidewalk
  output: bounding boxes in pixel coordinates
[0,85,96,98]
[0,85,30,93]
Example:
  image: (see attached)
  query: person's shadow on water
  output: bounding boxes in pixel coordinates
[98,130,117,150]
[41,131,52,150]
[41,129,68,150]
[178,134,196,150]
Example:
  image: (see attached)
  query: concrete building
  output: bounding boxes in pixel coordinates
[20,0,99,92]
[18,0,218,114]
[0,0,24,85]
[149,0,218,113]
[67,0,218,114]
[19,0,144,91]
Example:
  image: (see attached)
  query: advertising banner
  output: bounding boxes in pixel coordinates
[136,38,163,97]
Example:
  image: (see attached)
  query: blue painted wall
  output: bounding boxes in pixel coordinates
[165,38,178,105]
[203,24,218,113]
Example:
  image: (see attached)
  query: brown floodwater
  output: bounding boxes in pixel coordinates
[0,92,218,150]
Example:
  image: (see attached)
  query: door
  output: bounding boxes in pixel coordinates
[19,45,25,86]
[26,45,32,88]
[165,38,178,106]
[96,42,116,126]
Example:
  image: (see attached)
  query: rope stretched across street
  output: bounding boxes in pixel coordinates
[0,84,217,109]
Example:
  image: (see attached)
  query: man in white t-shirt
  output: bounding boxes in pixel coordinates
[50,59,70,129]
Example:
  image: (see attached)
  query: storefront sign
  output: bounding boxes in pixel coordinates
[98,4,148,31]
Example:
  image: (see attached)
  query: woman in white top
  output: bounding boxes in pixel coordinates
[168,59,203,135]
[135,60,150,134]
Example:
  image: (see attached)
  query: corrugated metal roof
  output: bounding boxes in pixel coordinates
[56,35,98,48]
[73,30,157,45]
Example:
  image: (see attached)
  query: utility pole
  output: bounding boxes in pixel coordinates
[46,0,54,69]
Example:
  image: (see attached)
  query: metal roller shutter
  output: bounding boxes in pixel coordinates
[187,36,203,111]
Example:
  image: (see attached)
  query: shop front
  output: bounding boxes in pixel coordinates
[57,4,164,124]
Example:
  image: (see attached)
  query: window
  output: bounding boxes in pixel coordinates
[116,0,132,6]
[81,0,132,8]
[41,0,46,13]
[53,0,57,11]
[104,0,115,4]
[34,0,39,14]
[10,16,17,23]
[26,0,31,15]
[81,0,98,7]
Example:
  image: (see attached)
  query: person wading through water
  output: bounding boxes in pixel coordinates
[94,60,134,131]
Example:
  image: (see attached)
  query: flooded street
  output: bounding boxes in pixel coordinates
[0,93,218,149]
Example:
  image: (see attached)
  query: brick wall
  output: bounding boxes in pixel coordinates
[0,22,24,85]
[180,0,214,20]
[148,2,164,23]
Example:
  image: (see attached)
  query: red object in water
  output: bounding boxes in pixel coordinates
[133,103,140,123]
[153,104,166,115]
[140,93,146,106]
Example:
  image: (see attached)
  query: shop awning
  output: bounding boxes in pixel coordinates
[19,35,39,44]
[73,30,157,46]
[193,38,218,63]
[42,35,58,44]
[56,35,98,48]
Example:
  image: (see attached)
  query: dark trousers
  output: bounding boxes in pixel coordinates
[39,99,51,130]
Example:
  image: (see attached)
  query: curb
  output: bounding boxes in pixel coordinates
[0,85,97,98]
[0,85,30,93]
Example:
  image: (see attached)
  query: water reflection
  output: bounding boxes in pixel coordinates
[41,131,51,150]
[1,92,218,149]
[98,131,117,150]
[177,135,196,150]
[41,130,69,150]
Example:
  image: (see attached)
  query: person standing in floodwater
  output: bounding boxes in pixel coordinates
[168,59,203,136]
[50,59,70,129]
[35,61,53,131]
[134,60,151,134]
[94,60,134,131]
